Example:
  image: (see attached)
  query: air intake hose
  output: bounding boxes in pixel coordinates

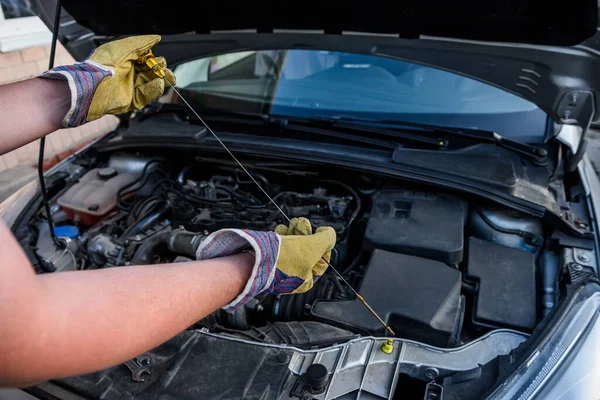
[130,229,204,265]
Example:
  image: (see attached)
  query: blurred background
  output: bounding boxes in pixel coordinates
[0,0,117,202]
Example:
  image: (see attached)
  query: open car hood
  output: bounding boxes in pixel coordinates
[35,0,600,130]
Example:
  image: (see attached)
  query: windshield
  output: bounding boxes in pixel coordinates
[171,50,548,138]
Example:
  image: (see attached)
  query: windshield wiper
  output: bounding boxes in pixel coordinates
[312,115,549,165]
[142,104,547,162]
[145,104,446,150]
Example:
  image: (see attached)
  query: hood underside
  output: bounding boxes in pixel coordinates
[35,0,600,128]
[51,0,598,45]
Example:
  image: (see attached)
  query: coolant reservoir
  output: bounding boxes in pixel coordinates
[57,168,138,225]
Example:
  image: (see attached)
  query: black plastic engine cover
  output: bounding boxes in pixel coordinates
[312,249,463,346]
[364,189,467,264]
[466,237,537,331]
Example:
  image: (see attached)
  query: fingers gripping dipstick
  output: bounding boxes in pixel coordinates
[141,53,396,337]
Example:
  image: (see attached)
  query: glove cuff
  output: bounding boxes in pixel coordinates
[196,229,281,310]
[40,60,113,128]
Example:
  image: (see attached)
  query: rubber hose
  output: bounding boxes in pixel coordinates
[130,231,172,265]
[123,203,171,239]
[130,229,204,265]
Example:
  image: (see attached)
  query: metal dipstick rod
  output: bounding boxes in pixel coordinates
[148,62,395,336]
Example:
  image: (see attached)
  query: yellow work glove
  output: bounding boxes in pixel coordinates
[196,217,337,309]
[273,218,335,294]
[41,35,176,128]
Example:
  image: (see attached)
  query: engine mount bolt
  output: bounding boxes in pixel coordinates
[381,339,394,354]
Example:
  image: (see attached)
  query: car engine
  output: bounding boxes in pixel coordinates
[27,153,545,349]
[15,151,561,398]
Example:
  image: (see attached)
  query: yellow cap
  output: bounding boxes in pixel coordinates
[137,50,166,79]
[381,339,394,354]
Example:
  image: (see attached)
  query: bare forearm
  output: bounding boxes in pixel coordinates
[0,78,70,155]
[0,253,252,386]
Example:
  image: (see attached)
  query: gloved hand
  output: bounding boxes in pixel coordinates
[196,218,336,310]
[41,35,176,128]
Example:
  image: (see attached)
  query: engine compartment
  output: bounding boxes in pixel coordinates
[27,152,548,351]
[14,142,596,398]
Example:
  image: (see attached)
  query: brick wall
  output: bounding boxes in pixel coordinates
[0,43,117,174]
[0,42,74,82]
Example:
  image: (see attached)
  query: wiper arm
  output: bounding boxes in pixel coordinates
[491,133,549,165]
[141,104,546,161]
[314,115,549,165]
[144,104,443,150]
[308,115,449,148]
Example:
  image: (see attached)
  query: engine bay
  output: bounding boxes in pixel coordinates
[16,149,579,399]
[28,152,547,346]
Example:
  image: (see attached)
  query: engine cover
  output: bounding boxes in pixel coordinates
[312,249,464,347]
[364,189,467,264]
[466,237,537,331]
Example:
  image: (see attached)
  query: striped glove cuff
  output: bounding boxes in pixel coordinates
[40,60,113,128]
[196,229,281,310]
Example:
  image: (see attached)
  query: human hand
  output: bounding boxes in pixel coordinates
[195,218,336,309]
[41,35,175,128]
